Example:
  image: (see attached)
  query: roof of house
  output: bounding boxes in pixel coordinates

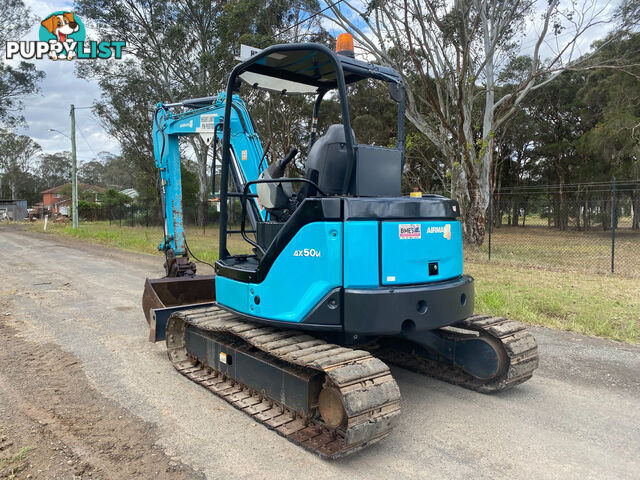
[41,183,107,194]
[120,188,138,198]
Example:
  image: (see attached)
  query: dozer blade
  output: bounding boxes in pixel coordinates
[142,275,215,342]
[371,315,539,393]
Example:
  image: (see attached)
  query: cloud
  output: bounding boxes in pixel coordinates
[8,0,121,162]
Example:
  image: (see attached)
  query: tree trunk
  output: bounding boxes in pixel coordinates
[576,191,581,230]
[194,142,209,227]
[632,189,640,230]
[602,198,610,231]
[462,192,486,245]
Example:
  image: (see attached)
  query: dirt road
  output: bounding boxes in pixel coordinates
[1,227,638,480]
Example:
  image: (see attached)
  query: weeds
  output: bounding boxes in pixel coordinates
[0,446,33,479]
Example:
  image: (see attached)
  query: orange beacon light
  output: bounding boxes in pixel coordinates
[336,33,355,58]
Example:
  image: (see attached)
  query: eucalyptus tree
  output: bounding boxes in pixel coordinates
[0,0,45,127]
[0,130,41,199]
[326,0,613,244]
[77,0,324,222]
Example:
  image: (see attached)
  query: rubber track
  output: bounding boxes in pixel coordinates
[165,306,401,459]
[372,315,539,393]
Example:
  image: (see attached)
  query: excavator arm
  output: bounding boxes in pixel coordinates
[152,92,268,275]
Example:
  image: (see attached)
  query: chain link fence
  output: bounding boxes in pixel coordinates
[465,179,640,277]
[102,199,251,230]
[92,182,640,278]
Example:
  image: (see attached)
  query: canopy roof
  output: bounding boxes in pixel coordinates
[237,44,402,95]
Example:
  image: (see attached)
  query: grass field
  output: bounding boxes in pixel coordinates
[466,225,640,278]
[20,220,640,343]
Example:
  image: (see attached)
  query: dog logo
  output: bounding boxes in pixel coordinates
[39,11,84,60]
[5,11,124,61]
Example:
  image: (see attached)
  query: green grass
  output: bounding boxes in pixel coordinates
[28,220,249,260]
[467,262,639,343]
[465,225,640,278]
[19,220,640,343]
[0,446,33,479]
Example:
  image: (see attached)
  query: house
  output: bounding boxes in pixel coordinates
[40,183,106,216]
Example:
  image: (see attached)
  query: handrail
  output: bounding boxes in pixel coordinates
[239,178,327,255]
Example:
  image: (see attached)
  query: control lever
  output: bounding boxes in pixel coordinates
[267,147,298,179]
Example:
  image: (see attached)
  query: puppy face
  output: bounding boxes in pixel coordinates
[40,13,79,41]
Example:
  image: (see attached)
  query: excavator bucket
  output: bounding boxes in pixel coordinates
[142,275,216,342]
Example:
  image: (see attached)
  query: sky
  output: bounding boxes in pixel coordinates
[8,0,619,164]
[12,0,120,163]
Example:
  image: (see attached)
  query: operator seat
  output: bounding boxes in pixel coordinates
[303,124,355,197]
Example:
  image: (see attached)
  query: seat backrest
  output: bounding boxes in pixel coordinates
[305,124,354,195]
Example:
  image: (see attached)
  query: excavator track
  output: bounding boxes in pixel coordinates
[165,305,401,459]
[371,315,539,393]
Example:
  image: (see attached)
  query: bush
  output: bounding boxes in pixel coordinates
[78,200,108,221]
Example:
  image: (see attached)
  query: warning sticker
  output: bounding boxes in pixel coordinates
[399,223,421,239]
[198,114,216,132]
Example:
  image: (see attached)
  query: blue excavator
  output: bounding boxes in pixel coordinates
[142,36,539,458]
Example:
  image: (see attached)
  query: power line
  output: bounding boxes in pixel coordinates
[76,123,99,157]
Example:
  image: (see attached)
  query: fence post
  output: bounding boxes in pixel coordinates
[611,177,616,274]
[488,187,492,261]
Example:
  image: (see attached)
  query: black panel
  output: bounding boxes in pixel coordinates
[256,221,284,251]
[343,275,474,335]
[185,327,323,415]
[300,288,342,326]
[352,145,402,197]
[343,196,460,220]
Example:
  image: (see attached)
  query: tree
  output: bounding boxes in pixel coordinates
[575,33,640,229]
[0,130,41,199]
[326,0,615,244]
[77,0,326,222]
[39,152,72,189]
[0,0,45,127]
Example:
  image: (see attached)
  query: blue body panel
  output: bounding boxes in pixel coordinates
[380,220,463,286]
[216,222,343,322]
[217,218,464,323]
[344,221,379,288]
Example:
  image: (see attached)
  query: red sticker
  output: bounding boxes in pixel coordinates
[399,224,421,239]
